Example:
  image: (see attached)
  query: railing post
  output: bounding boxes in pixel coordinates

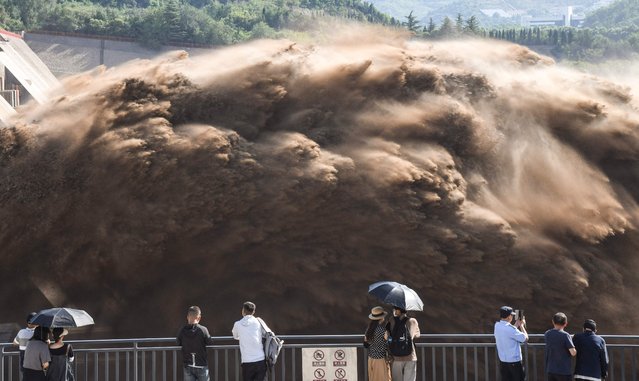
[134,341,139,381]
[1,345,5,381]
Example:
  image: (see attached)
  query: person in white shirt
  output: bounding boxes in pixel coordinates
[232,302,270,381]
[494,306,528,381]
[13,312,38,375]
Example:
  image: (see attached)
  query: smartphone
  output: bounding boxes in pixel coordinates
[515,309,524,321]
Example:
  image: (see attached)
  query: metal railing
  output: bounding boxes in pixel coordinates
[0,89,19,107]
[2,334,638,381]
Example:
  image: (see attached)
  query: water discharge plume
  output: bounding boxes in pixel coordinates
[2,27,639,336]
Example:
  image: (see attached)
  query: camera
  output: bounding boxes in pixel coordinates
[514,309,524,321]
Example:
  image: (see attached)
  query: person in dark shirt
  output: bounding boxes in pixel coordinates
[574,319,608,381]
[177,306,214,381]
[46,328,74,381]
[544,312,576,381]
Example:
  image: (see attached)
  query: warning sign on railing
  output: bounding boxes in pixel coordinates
[302,348,357,381]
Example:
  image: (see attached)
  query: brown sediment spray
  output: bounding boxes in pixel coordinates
[1,25,638,337]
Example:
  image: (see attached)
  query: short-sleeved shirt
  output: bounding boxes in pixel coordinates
[23,340,51,371]
[14,328,35,350]
[494,320,527,362]
[544,328,575,375]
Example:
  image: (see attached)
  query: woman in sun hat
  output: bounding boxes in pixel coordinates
[46,328,75,381]
[364,306,391,381]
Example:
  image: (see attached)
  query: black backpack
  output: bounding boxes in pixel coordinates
[388,317,413,356]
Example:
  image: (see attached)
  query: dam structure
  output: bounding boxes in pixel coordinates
[0,29,58,125]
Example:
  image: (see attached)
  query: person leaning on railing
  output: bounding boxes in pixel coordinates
[232,301,273,381]
[22,326,51,381]
[363,306,391,381]
[13,312,37,376]
[494,306,528,381]
[177,306,215,381]
[573,319,608,381]
[386,306,420,381]
[544,312,576,381]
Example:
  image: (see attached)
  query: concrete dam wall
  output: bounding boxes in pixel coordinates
[24,32,212,77]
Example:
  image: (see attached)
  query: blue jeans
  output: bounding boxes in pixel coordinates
[183,366,210,381]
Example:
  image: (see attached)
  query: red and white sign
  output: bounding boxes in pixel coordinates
[302,348,357,381]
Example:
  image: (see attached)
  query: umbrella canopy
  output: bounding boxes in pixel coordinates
[368,281,424,311]
[30,307,94,328]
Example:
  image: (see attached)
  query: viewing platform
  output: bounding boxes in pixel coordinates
[2,333,638,381]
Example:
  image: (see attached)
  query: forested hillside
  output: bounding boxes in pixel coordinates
[585,0,639,28]
[368,0,608,27]
[487,0,639,62]
[2,0,638,63]
[0,0,397,47]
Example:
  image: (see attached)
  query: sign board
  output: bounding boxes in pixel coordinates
[302,347,358,381]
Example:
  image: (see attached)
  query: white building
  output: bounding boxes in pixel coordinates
[520,6,585,28]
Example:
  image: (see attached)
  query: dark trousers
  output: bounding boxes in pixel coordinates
[241,360,267,381]
[22,368,46,381]
[500,361,525,381]
[547,374,571,381]
[19,350,25,372]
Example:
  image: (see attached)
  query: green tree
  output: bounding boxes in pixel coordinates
[464,15,479,35]
[8,0,48,29]
[438,16,454,38]
[426,17,435,34]
[163,0,186,42]
[455,13,463,35]
[403,10,420,34]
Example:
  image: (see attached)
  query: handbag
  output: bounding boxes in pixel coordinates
[65,344,75,381]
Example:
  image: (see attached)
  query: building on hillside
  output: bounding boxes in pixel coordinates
[0,29,58,125]
[480,9,511,18]
[480,7,526,18]
[520,6,585,28]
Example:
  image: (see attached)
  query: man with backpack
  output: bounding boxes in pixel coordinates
[232,301,273,381]
[386,306,420,381]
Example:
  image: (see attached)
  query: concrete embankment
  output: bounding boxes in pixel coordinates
[24,32,212,77]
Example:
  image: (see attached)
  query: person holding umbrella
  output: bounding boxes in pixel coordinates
[368,281,423,381]
[22,326,51,381]
[46,328,75,381]
[386,306,420,381]
[364,306,391,381]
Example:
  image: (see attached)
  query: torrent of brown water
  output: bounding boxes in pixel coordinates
[1,27,639,337]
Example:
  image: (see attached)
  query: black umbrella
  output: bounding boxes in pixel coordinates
[30,307,94,328]
[368,281,424,311]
